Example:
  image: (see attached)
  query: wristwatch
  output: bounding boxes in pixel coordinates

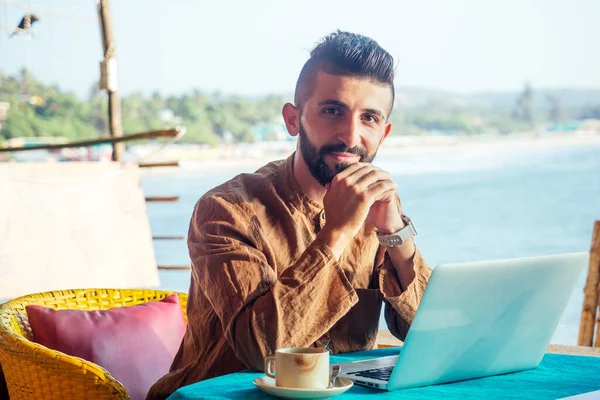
[376,214,418,247]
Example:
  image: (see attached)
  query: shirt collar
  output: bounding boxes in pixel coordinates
[277,152,324,220]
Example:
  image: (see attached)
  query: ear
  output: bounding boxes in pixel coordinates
[282,103,300,137]
[379,122,392,146]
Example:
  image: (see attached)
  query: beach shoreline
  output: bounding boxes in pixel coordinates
[139,131,600,174]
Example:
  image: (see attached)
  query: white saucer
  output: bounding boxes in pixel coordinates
[253,376,353,399]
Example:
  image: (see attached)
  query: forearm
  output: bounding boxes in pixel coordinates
[372,195,419,291]
[385,237,417,292]
[379,247,432,341]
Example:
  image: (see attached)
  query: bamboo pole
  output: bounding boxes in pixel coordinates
[152,236,185,240]
[157,265,191,271]
[0,128,181,153]
[97,0,124,162]
[578,221,600,346]
[139,161,180,168]
[145,196,180,202]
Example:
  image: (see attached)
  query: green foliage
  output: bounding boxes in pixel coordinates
[1,70,599,145]
[513,82,535,127]
[0,70,290,145]
[2,105,35,138]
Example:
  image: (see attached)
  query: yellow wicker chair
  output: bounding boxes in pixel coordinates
[0,288,188,400]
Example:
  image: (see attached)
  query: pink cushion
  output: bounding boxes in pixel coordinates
[26,294,186,400]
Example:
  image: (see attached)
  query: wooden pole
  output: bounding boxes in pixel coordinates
[157,265,191,271]
[578,220,600,346]
[152,236,185,240]
[145,196,180,203]
[593,221,600,347]
[139,161,180,168]
[0,128,181,153]
[97,0,124,162]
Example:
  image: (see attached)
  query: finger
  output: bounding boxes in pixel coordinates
[354,169,392,191]
[336,164,378,187]
[363,181,397,203]
[330,167,371,191]
[373,187,398,203]
[330,162,369,183]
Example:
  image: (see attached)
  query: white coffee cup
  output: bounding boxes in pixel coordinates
[264,347,336,389]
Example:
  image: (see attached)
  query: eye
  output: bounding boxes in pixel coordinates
[323,107,341,116]
[362,114,379,123]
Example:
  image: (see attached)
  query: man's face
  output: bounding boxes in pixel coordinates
[296,71,393,186]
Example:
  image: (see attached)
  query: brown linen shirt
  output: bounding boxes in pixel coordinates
[147,154,431,400]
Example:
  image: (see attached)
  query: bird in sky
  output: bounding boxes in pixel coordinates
[10,14,40,38]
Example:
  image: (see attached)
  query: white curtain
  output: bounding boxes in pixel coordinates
[0,162,159,300]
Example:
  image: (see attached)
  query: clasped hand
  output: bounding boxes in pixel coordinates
[323,163,404,239]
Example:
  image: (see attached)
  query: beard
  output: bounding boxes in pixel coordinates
[298,122,377,187]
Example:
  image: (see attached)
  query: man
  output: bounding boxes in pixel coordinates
[147,30,431,400]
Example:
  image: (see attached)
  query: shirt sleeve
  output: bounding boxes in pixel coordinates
[377,247,432,341]
[188,195,359,371]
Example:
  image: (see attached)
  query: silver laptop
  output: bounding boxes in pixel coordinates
[338,252,588,391]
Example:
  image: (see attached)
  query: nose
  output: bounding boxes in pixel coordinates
[336,117,361,149]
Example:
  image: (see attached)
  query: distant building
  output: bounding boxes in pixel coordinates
[159,108,182,125]
[251,120,289,142]
[0,102,10,131]
[0,102,10,121]
[547,122,582,132]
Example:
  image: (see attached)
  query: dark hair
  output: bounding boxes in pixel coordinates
[294,30,395,113]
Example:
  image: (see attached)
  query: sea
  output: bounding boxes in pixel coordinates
[141,141,600,345]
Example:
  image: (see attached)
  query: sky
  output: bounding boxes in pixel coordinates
[1,0,599,99]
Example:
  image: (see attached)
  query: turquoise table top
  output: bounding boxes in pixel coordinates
[167,347,600,399]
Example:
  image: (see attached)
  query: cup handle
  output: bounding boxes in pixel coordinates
[264,356,276,379]
[330,364,341,387]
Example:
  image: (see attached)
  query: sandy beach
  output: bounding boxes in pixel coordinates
[137,130,600,174]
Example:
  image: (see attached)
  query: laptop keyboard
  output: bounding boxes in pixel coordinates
[347,366,394,381]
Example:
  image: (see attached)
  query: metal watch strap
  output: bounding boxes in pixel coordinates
[376,214,418,247]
